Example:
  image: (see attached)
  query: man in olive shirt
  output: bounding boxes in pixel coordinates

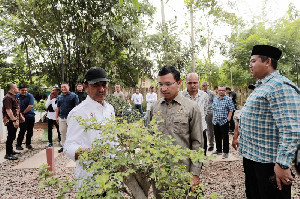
[113,84,125,100]
[150,66,203,198]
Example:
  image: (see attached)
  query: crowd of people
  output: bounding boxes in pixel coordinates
[2,45,299,198]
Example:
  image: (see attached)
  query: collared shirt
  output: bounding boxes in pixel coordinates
[204,89,216,113]
[239,70,300,167]
[131,93,143,105]
[2,92,20,125]
[16,93,35,118]
[64,95,115,187]
[45,95,58,120]
[113,91,125,100]
[150,94,203,176]
[146,92,157,110]
[57,91,79,119]
[181,89,208,130]
[75,91,88,103]
[212,95,235,126]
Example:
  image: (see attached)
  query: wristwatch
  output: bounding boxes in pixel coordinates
[277,163,289,169]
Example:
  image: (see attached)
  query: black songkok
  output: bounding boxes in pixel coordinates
[251,45,282,61]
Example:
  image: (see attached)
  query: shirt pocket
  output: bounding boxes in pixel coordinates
[173,116,189,134]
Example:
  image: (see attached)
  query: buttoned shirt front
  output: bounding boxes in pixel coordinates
[16,93,35,118]
[2,92,20,125]
[181,89,208,130]
[150,94,203,176]
[146,92,157,110]
[57,91,79,119]
[239,71,300,167]
[131,93,143,105]
[212,95,235,126]
[64,95,115,187]
[204,89,216,114]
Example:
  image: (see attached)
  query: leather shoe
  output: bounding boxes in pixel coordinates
[208,147,214,151]
[16,146,24,150]
[4,154,18,160]
[212,151,222,155]
[12,151,21,155]
[26,145,33,150]
[58,147,63,153]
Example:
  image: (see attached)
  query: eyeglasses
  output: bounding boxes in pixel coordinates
[157,82,177,88]
[187,82,199,85]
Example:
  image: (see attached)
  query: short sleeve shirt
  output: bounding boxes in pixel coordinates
[16,93,35,118]
[57,91,79,119]
[2,92,20,124]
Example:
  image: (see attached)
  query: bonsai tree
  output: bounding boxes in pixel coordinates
[39,95,212,198]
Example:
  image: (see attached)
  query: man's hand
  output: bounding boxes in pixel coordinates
[191,175,200,192]
[274,163,295,190]
[232,135,239,150]
[50,92,55,100]
[56,117,59,124]
[13,121,19,128]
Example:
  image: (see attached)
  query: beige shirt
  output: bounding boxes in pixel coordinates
[113,91,125,100]
[150,94,203,176]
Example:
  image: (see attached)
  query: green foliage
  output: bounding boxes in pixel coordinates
[28,84,47,102]
[226,13,300,86]
[105,94,142,122]
[39,115,210,198]
[0,0,155,89]
[76,117,206,198]
[34,99,46,112]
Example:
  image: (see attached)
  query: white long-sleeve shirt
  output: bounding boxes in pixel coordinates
[64,95,115,187]
[146,92,157,110]
[45,95,58,120]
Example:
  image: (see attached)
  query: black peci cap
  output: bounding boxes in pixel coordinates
[84,67,109,84]
[150,85,154,89]
[251,45,282,61]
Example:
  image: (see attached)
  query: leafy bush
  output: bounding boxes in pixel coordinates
[28,84,47,101]
[38,94,213,198]
[34,99,47,112]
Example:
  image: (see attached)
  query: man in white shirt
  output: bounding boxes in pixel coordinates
[181,73,209,155]
[131,87,143,115]
[145,85,157,125]
[45,87,61,148]
[64,67,115,188]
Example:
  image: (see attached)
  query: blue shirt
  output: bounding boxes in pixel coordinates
[16,93,35,118]
[57,92,79,119]
[212,95,235,125]
[239,71,300,167]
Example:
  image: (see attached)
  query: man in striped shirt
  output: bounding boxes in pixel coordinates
[232,45,300,199]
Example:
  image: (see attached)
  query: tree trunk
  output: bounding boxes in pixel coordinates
[124,173,148,199]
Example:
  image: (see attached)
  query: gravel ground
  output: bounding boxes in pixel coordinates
[0,127,299,198]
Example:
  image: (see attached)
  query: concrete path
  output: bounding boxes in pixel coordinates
[66,160,76,168]
[12,147,61,169]
[206,151,239,162]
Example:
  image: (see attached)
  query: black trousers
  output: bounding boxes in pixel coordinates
[48,119,61,143]
[17,117,35,146]
[6,121,18,155]
[134,104,143,115]
[229,110,235,131]
[243,158,291,199]
[213,122,229,153]
[203,130,207,156]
